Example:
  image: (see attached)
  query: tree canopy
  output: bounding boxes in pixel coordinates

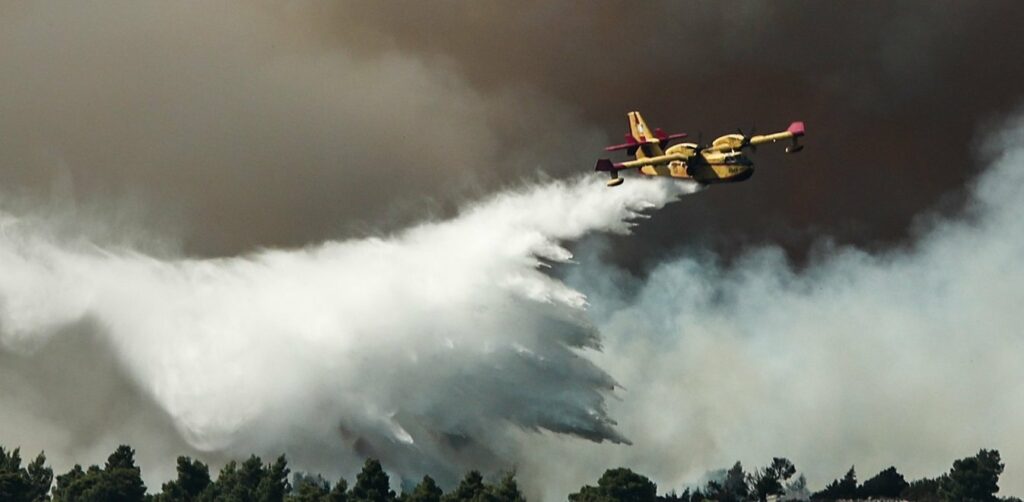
[940,449,1005,502]
[568,468,657,502]
[0,442,1017,501]
[0,447,53,502]
[859,466,908,499]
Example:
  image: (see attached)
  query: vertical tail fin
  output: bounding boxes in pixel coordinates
[626,111,663,159]
[628,111,652,143]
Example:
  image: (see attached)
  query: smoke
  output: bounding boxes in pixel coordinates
[334,0,1024,264]
[6,1,1024,264]
[0,1,602,256]
[508,116,1024,498]
[2,2,1023,499]
[0,175,696,486]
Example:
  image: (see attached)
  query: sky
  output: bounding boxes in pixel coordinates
[1,1,1023,499]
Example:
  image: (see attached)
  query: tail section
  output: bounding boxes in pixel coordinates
[604,111,687,156]
[629,111,660,159]
[628,111,653,144]
[597,111,690,187]
[595,158,625,187]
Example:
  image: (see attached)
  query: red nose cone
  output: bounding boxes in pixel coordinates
[788,121,806,137]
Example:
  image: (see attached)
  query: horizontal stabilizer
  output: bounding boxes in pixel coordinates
[604,142,637,152]
[654,128,688,142]
[605,132,640,153]
[606,130,687,153]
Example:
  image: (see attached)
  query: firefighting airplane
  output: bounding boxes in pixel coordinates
[595,111,805,186]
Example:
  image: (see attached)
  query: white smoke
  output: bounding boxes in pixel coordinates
[0,176,696,485]
[511,118,1024,499]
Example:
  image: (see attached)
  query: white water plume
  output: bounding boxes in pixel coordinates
[0,176,697,483]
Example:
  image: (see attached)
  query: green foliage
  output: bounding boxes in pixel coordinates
[328,478,349,502]
[52,445,146,502]
[859,466,908,499]
[432,470,525,502]
[0,441,1017,502]
[196,454,291,502]
[289,473,331,502]
[488,472,525,502]
[748,457,795,501]
[568,467,657,502]
[403,476,442,502]
[687,488,703,502]
[902,476,943,501]
[0,447,53,502]
[351,459,395,502]
[702,462,748,502]
[939,449,1004,502]
[259,456,292,502]
[443,471,486,502]
[811,466,856,500]
[157,456,211,501]
[286,473,350,502]
[53,465,90,502]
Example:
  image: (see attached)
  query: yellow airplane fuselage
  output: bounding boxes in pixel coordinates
[637,140,754,184]
[598,111,804,186]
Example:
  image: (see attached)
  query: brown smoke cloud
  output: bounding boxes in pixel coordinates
[0,1,599,256]
[2,1,1022,263]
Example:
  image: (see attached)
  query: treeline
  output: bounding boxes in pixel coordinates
[0,443,1018,501]
[574,450,1018,502]
[0,445,521,502]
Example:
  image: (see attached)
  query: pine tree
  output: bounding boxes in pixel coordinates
[351,460,395,502]
[859,466,908,499]
[488,472,525,502]
[0,447,53,502]
[405,476,442,502]
[289,473,331,502]
[256,455,291,502]
[811,466,856,500]
[328,478,349,502]
[158,456,211,501]
[443,471,487,502]
[750,458,795,500]
[569,467,657,502]
[939,449,1004,502]
[101,445,148,502]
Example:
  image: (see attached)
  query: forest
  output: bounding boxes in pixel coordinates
[0,444,1017,502]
